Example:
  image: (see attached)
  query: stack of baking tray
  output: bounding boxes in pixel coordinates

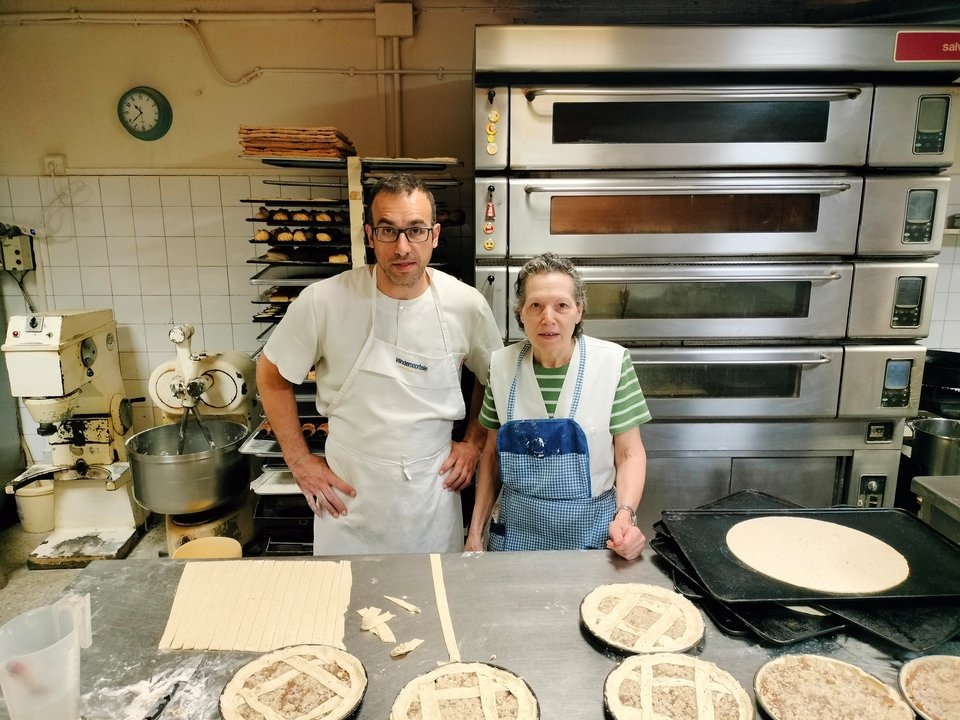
[649,490,960,651]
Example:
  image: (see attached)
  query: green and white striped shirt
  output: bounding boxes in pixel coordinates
[479,351,651,433]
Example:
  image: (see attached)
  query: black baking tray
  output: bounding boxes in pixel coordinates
[818,598,960,652]
[725,602,846,646]
[660,507,960,603]
[654,490,801,540]
[695,489,803,512]
[650,533,845,645]
[671,571,750,636]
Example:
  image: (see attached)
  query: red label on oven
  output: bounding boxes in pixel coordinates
[894,31,960,62]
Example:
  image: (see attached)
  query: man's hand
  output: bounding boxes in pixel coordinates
[438,440,482,491]
[290,455,357,518]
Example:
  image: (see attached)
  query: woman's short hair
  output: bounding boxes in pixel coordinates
[513,252,586,338]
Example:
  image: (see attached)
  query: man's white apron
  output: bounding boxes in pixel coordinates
[315,271,466,555]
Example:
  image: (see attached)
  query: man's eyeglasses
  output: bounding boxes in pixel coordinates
[370,225,434,244]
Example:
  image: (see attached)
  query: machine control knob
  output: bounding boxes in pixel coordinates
[865,479,880,492]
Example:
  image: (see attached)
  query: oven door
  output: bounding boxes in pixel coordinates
[527,263,854,343]
[496,174,863,260]
[629,346,842,419]
[504,85,874,169]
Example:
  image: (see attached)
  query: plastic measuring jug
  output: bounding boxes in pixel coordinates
[0,594,91,720]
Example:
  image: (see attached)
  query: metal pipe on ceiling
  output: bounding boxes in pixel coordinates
[0,11,376,24]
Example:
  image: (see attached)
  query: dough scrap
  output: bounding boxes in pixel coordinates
[390,638,424,658]
[725,516,909,594]
[385,595,422,613]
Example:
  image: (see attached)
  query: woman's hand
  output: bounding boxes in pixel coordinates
[464,530,486,552]
[606,516,646,560]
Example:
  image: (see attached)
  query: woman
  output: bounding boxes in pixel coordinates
[465,253,651,560]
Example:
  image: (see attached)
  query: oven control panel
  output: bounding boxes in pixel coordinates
[475,178,508,258]
[857,475,887,508]
[475,87,508,170]
[891,276,925,328]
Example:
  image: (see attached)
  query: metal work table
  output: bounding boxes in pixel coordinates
[7,551,959,719]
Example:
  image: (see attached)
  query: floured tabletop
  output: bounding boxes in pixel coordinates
[1,551,956,719]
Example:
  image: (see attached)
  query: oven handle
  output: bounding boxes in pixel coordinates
[632,354,833,366]
[524,183,852,195]
[589,271,843,282]
[524,87,863,101]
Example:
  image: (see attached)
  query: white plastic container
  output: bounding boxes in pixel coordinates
[14,480,54,533]
[0,594,91,720]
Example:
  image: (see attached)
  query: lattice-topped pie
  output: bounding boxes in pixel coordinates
[898,655,960,720]
[220,644,367,720]
[580,583,705,653]
[390,661,539,720]
[605,653,753,720]
[755,654,913,720]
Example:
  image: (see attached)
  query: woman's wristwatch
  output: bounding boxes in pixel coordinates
[615,504,637,525]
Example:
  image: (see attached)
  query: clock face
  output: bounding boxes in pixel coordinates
[117,86,172,141]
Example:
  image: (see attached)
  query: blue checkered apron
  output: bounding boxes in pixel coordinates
[489,342,616,551]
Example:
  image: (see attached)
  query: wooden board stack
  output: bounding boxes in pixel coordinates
[239,126,357,159]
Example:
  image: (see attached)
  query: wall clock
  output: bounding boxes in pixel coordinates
[117,86,173,141]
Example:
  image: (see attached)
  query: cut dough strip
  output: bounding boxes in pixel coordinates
[430,553,461,662]
[385,595,422,613]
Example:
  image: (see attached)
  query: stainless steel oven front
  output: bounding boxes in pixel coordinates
[477,174,951,260]
[473,23,960,534]
[478,262,937,342]
[477,84,958,171]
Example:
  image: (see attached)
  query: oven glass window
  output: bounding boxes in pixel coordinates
[636,363,801,399]
[552,101,830,144]
[586,281,812,319]
[551,194,820,234]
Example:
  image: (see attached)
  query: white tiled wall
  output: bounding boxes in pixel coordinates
[0,172,344,463]
[928,165,960,350]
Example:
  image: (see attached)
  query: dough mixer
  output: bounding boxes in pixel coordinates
[1,309,147,567]
[142,324,258,556]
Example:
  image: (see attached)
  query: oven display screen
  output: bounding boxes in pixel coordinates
[884,360,912,390]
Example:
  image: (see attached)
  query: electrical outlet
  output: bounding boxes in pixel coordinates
[43,155,66,175]
[1,235,36,272]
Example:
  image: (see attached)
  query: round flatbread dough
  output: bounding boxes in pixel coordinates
[390,661,539,720]
[605,652,753,720]
[899,655,960,720]
[220,644,366,720]
[755,654,913,720]
[580,583,705,654]
[725,516,909,594]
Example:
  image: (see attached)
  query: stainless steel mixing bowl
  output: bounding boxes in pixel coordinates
[126,420,250,515]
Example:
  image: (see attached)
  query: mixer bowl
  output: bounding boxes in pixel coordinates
[126,420,250,515]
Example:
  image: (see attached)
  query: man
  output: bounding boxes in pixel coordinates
[257,173,503,555]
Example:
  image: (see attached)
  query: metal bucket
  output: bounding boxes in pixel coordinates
[911,418,960,476]
[126,420,250,515]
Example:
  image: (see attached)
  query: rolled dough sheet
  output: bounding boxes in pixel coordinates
[159,559,352,651]
[725,516,909,595]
